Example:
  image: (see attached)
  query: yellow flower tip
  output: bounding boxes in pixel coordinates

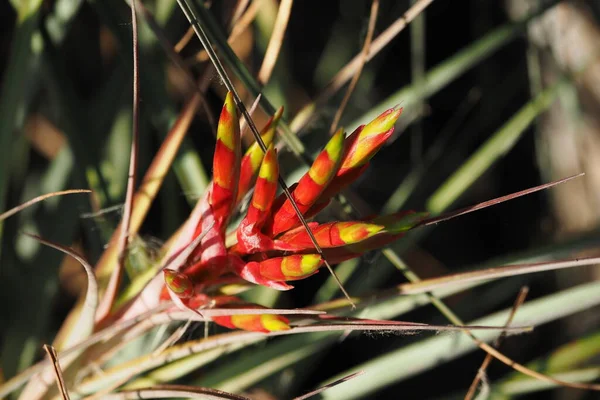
[361,106,403,138]
[217,92,240,150]
[258,143,278,181]
[261,315,291,331]
[324,128,346,159]
[274,105,284,122]
[339,222,383,244]
[299,254,322,275]
[163,269,193,298]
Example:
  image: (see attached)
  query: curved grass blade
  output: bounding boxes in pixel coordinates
[397,256,600,295]
[0,189,91,221]
[20,234,98,399]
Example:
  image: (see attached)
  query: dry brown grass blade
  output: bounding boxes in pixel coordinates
[291,0,435,132]
[257,0,293,85]
[177,0,355,307]
[419,173,584,227]
[25,234,99,341]
[175,26,195,53]
[329,0,379,134]
[0,189,91,221]
[99,0,141,325]
[43,345,70,400]
[473,336,600,391]
[397,257,600,295]
[464,287,529,400]
[231,0,251,29]
[188,0,261,64]
[294,370,365,400]
[102,384,251,400]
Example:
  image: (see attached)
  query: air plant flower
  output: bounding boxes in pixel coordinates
[148,91,431,333]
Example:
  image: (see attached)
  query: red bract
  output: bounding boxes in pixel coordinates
[159,92,414,333]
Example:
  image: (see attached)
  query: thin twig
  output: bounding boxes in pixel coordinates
[464,287,529,400]
[257,0,293,85]
[329,0,379,134]
[43,344,71,400]
[176,0,355,307]
[98,0,141,322]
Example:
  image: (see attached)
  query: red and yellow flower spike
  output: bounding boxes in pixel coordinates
[235,144,283,254]
[311,106,403,205]
[163,269,194,299]
[266,129,346,236]
[211,91,241,228]
[277,211,427,264]
[212,313,290,333]
[340,106,402,172]
[236,254,323,290]
[205,296,291,333]
[236,107,283,204]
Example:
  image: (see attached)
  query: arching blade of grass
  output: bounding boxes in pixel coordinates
[18,235,99,399]
[319,279,600,399]
[0,0,43,253]
[0,190,91,221]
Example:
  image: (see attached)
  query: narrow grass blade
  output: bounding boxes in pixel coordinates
[294,370,365,400]
[102,384,251,400]
[43,345,70,400]
[0,0,43,250]
[257,0,293,85]
[397,256,600,295]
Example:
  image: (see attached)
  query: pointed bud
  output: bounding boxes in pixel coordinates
[163,269,194,299]
[212,314,290,333]
[341,106,402,172]
[235,144,281,254]
[235,254,323,289]
[211,92,241,227]
[308,107,402,206]
[236,107,283,204]
[266,129,346,236]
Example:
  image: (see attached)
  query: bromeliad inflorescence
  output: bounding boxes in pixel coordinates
[146,92,426,333]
